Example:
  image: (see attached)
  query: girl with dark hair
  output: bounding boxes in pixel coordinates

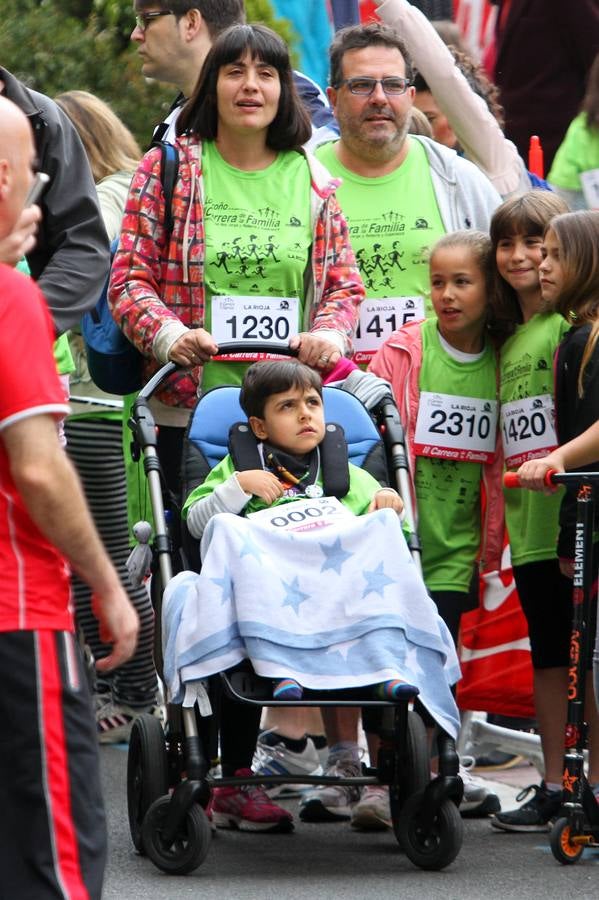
[509,211,599,826]
[109,22,364,493]
[489,191,579,833]
[548,53,599,210]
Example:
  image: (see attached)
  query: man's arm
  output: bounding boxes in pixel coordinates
[3,414,138,670]
[25,94,110,335]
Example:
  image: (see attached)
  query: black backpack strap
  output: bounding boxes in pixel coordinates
[320,423,350,499]
[229,420,350,498]
[155,140,179,238]
[229,422,262,471]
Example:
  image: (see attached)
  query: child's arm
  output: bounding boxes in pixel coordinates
[368,487,404,515]
[517,422,599,492]
[185,469,283,540]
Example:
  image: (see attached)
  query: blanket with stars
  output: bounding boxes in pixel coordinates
[162,508,461,737]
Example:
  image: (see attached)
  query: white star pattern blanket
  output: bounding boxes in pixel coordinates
[162,508,461,737]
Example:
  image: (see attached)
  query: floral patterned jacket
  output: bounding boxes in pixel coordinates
[108,136,365,408]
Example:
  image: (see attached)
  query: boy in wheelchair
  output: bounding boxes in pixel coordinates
[163,359,460,832]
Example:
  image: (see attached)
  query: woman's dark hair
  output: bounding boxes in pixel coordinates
[488,191,569,344]
[582,52,599,130]
[240,360,322,419]
[177,23,311,150]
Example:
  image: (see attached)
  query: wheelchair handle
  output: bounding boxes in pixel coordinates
[137,341,298,401]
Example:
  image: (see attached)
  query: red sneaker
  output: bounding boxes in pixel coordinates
[211,769,294,832]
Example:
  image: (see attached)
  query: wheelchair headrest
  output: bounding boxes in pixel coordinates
[187,385,381,470]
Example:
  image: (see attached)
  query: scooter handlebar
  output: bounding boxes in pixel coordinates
[503,469,557,489]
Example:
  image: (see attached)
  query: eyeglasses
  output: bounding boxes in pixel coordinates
[337,77,412,96]
[135,10,174,32]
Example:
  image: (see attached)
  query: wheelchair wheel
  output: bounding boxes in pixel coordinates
[390,709,429,829]
[142,795,211,875]
[550,817,584,865]
[397,789,463,871]
[127,714,169,853]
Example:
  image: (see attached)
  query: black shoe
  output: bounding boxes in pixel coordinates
[490,782,561,832]
[473,751,524,771]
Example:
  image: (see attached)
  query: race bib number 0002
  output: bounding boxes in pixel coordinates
[354,296,425,364]
[414,392,498,463]
[247,495,353,534]
[501,394,557,467]
[211,295,299,361]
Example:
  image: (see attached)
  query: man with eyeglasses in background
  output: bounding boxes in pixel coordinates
[131,0,335,143]
[313,22,500,328]
[301,21,502,831]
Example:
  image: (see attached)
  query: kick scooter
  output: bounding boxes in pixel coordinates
[505,470,599,864]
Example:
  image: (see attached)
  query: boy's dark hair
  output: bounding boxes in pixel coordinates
[239,360,323,419]
[178,23,312,149]
[329,23,414,89]
[135,1,245,38]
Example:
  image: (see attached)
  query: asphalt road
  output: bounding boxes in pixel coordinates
[101,744,599,900]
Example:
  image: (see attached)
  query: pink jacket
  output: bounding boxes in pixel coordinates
[369,321,504,573]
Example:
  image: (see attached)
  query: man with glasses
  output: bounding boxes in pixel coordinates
[314,22,500,326]
[131,0,335,143]
[303,22,501,831]
[131,0,245,142]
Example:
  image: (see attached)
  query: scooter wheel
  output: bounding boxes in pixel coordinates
[550,817,584,865]
[142,795,211,875]
[397,789,463,870]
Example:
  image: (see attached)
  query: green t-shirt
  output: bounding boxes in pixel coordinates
[415,318,497,592]
[500,312,570,566]
[201,142,312,391]
[548,112,599,192]
[315,139,445,332]
[183,454,411,541]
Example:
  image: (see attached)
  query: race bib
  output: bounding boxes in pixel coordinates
[414,392,498,463]
[354,296,425,364]
[501,394,557,467]
[247,495,353,533]
[211,295,299,361]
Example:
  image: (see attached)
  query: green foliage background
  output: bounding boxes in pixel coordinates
[0,0,296,147]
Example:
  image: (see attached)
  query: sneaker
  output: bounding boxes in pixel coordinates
[299,753,362,822]
[308,733,329,770]
[96,699,164,745]
[459,761,501,818]
[472,751,525,772]
[211,769,294,833]
[491,782,562,832]
[253,730,322,798]
[350,785,391,831]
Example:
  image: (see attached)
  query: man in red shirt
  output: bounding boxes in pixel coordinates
[0,95,138,900]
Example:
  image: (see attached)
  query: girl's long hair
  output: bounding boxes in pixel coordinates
[488,191,569,343]
[548,210,599,396]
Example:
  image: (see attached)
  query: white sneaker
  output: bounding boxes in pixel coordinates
[253,730,322,797]
[350,785,391,831]
[299,753,362,821]
[459,759,501,817]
